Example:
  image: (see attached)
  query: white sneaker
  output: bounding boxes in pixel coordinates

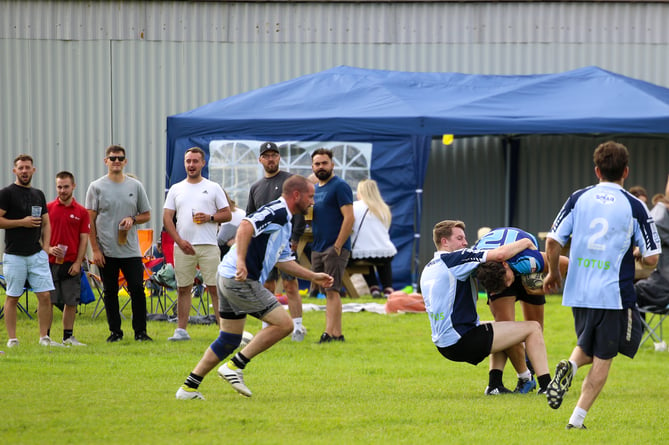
[168,328,191,341]
[175,385,205,400]
[39,336,64,347]
[217,363,252,397]
[6,338,19,348]
[291,325,307,342]
[63,336,87,346]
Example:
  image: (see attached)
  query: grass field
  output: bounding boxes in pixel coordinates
[1,290,666,445]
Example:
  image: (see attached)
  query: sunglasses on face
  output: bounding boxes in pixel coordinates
[107,156,126,162]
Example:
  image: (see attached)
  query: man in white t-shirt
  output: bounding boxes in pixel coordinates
[164,147,231,341]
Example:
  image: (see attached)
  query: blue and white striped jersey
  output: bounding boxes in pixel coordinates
[548,182,661,309]
[218,197,295,283]
[474,227,544,274]
[420,249,488,348]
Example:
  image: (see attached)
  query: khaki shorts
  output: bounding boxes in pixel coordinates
[173,244,220,287]
[311,246,350,292]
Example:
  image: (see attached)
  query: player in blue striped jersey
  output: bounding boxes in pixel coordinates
[176,176,333,400]
[543,141,660,429]
[420,220,553,396]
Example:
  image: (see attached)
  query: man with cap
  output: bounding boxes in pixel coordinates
[246,142,308,341]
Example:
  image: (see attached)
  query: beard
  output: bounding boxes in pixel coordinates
[17,175,32,186]
[264,163,279,175]
[314,169,332,181]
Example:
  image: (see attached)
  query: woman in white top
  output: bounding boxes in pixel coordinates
[350,179,397,298]
[217,192,246,259]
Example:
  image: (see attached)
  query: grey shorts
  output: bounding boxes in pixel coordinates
[50,263,81,306]
[311,246,350,291]
[217,275,282,320]
[573,306,642,359]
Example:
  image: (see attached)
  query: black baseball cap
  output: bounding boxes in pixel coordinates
[259,142,279,155]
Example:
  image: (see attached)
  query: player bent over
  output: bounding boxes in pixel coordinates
[176,176,333,399]
[420,220,553,395]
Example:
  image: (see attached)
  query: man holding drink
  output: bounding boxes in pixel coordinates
[0,154,58,347]
[163,146,231,341]
[86,145,152,342]
[47,171,90,345]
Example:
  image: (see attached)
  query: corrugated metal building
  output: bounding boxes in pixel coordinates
[2,1,669,279]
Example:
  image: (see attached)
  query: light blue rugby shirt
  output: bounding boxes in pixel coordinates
[218,197,295,283]
[420,248,487,348]
[548,182,661,309]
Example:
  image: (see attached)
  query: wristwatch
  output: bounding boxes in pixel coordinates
[210,215,214,222]
[131,215,137,224]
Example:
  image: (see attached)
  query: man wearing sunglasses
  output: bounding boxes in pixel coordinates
[85,145,152,343]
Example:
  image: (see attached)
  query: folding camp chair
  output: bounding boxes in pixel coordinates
[0,274,33,320]
[638,303,669,348]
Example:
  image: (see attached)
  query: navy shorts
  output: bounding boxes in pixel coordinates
[437,323,494,365]
[573,307,642,359]
[488,275,545,305]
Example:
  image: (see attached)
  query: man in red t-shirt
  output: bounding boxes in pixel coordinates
[47,171,90,345]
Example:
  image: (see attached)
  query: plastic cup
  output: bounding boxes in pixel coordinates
[31,205,42,218]
[55,244,68,264]
[192,209,200,224]
[118,223,128,245]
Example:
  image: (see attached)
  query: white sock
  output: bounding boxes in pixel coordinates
[517,370,532,380]
[569,360,578,375]
[293,317,303,329]
[262,321,269,329]
[569,407,587,427]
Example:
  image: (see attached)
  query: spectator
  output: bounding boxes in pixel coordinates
[0,154,59,347]
[47,171,90,346]
[246,142,307,341]
[628,185,648,204]
[86,145,152,342]
[311,148,354,343]
[635,174,669,308]
[163,146,231,341]
[350,179,397,298]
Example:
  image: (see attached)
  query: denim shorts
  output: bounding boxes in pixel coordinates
[3,251,55,296]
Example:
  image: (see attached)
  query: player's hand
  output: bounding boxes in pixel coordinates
[313,273,334,288]
[542,271,562,294]
[235,263,248,281]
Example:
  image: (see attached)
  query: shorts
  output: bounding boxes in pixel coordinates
[2,251,55,296]
[217,275,282,320]
[311,246,350,292]
[437,323,494,365]
[488,275,545,305]
[573,306,642,359]
[50,262,81,306]
[267,266,297,283]
[173,244,219,287]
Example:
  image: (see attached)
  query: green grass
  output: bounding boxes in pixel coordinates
[1,291,666,444]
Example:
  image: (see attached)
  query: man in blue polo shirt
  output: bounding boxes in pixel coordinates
[543,141,660,429]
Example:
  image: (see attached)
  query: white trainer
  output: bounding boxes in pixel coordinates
[217,363,252,397]
[291,325,307,342]
[175,385,205,400]
[6,338,19,348]
[63,336,87,346]
[168,328,191,341]
[39,336,64,347]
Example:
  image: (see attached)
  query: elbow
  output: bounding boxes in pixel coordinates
[643,254,659,268]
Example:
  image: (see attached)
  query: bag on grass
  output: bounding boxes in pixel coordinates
[80,271,96,305]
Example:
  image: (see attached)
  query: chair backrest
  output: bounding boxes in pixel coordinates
[161,230,175,266]
[137,229,154,257]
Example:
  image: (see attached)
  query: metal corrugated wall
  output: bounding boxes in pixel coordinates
[2,1,669,272]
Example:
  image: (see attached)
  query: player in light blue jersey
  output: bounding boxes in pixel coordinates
[420,220,553,396]
[175,176,334,400]
[543,141,660,429]
[474,227,568,395]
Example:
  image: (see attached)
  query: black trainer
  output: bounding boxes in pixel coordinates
[106,332,123,343]
[318,332,333,343]
[484,385,513,395]
[135,332,153,342]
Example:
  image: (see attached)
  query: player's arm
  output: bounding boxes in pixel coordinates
[234,220,254,281]
[333,203,354,255]
[275,260,333,288]
[485,238,536,262]
[543,238,564,294]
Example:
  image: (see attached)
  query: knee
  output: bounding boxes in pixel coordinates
[209,331,242,360]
